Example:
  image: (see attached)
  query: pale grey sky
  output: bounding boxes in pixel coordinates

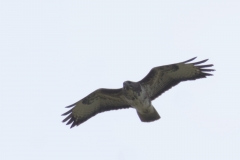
[0,1,240,160]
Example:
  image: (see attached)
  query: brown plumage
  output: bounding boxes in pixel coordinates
[62,57,215,128]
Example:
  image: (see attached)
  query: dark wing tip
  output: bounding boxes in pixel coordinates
[182,57,197,63]
[192,59,209,65]
[62,102,79,128]
[65,102,77,108]
[61,109,91,129]
[182,57,215,76]
[70,121,77,128]
[62,113,72,122]
[193,59,215,76]
[66,117,75,125]
[202,72,213,76]
[61,112,77,128]
[200,69,215,72]
[197,64,213,68]
[61,109,72,116]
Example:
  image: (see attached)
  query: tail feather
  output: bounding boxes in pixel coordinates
[137,106,160,122]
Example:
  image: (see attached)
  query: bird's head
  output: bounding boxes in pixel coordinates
[123,81,133,90]
[123,81,141,91]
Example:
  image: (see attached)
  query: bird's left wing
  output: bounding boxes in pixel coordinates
[138,57,215,100]
[62,88,130,128]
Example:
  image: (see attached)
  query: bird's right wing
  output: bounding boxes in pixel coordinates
[62,88,130,128]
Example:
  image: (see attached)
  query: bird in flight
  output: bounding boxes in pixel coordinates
[62,57,215,128]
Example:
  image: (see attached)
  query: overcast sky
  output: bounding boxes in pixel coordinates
[1,1,240,160]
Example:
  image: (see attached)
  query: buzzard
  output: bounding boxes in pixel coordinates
[62,57,214,128]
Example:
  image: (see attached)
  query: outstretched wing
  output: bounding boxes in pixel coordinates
[138,57,215,100]
[62,88,130,128]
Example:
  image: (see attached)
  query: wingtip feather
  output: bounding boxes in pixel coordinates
[197,64,213,68]
[203,73,213,76]
[182,57,197,63]
[66,118,74,125]
[192,59,209,65]
[65,102,78,108]
[62,114,72,123]
[61,109,72,116]
[200,69,215,72]
[70,122,77,128]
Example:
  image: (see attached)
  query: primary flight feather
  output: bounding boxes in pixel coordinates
[62,57,215,128]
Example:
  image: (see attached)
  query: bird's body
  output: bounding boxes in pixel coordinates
[123,81,149,112]
[122,81,160,122]
[62,57,215,128]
